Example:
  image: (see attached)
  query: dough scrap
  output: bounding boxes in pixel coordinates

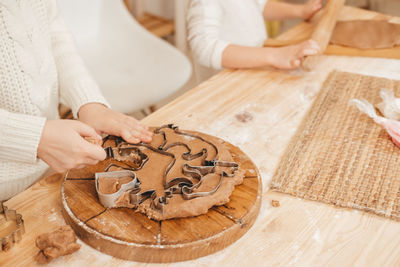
[101,126,245,220]
[35,225,81,264]
[235,111,253,123]
[271,200,280,207]
[330,20,400,49]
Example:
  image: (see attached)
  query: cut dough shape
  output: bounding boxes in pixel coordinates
[331,20,400,49]
[95,170,139,208]
[101,126,245,220]
[112,149,144,164]
[98,176,134,194]
[35,225,81,264]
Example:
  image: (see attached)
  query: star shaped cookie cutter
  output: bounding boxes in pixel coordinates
[0,202,25,251]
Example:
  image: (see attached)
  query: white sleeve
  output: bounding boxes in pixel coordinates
[187,0,230,70]
[0,109,46,163]
[46,0,110,118]
[256,0,269,12]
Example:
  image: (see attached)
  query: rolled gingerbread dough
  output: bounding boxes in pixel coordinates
[330,20,400,49]
[101,126,245,220]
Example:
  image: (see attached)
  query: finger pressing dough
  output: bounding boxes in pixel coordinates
[330,20,400,49]
[35,225,81,264]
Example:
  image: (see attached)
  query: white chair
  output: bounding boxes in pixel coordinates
[58,0,192,114]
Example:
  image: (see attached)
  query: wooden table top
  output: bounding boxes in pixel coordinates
[3,6,400,267]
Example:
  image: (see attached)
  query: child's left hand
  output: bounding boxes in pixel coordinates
[78,103,153,144]
[302,0,323,20]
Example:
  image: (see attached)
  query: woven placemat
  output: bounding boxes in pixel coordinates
[272,70,400,220]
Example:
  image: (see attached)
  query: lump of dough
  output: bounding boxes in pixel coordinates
[34,225,81,264]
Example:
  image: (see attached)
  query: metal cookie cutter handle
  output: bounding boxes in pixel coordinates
[95,171,140,208]
[0,202,25,251]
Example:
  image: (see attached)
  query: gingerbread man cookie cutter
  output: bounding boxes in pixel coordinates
[95,170,140,208]
[0,202,25,251]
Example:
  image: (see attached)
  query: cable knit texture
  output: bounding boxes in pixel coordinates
[0,0,109,201]
[187,0,268,81]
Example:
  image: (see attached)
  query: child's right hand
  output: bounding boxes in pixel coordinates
[267,40,320,70]
[37,120,106,173]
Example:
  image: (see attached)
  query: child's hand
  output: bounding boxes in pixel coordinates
[78,103,153,144]
[267,40,320,70]
[302,0,323,20]
[37,120,106,173]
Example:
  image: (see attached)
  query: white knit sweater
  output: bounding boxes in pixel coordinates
[187,0,268,82]
[0,0,109,201]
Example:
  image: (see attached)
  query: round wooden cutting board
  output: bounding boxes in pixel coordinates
[61,134,262,263]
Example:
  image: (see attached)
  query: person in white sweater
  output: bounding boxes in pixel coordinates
[0,0,153,201]
[187,0,323,81]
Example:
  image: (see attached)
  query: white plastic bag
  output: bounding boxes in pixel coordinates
[376,89,400,120]
[350,98,400,148]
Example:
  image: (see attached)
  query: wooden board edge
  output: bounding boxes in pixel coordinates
[61,130,263,263]
[61,177,261,263]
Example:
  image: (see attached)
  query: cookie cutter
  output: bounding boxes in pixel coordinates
[105,145,148,165]
[99,124,241,214]
[95,170,140,208]
[0,202,25,251]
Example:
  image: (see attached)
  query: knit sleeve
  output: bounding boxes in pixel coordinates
[187,0,230,70]
[46,0,110,118]
[0,109,46,163]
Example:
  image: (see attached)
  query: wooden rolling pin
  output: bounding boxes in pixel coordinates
[302,0,346,70]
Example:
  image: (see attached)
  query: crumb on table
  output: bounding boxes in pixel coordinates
[271,200,280,207]
[235,111,253,123]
